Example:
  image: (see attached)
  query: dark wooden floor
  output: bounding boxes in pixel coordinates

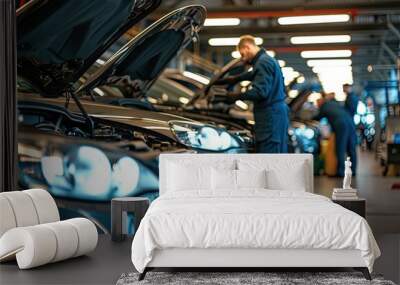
[0,235,133,285]
[1,151,399,285]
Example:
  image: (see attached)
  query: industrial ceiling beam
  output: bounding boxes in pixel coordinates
[387,21,400,40]
[155,1,400,18]
[382,42,398,63]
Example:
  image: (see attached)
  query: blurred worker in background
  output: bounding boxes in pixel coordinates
[315,92,357,176]
[215,35,288,153]
[343,83,359,119]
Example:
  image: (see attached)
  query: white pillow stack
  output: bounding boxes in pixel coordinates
[165,157,309,193]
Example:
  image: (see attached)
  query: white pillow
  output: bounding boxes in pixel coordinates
[167,163,211,191]
[167,159,236,192]
[211,168,236,190]
[236,169,267,189]
[237,159,308,191]
[266,167,306,191]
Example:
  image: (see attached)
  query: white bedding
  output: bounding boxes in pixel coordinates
[131,190,380,273]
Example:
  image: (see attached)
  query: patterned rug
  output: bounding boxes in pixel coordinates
[116,271,396,285]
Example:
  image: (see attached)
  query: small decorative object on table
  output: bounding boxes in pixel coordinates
[111,197,149,242]
[332,157,358,200]
[332,157,365,217]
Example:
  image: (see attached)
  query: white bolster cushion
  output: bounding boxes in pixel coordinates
[23,189,60,224]
[0,196,17,237]
[1,191,39,227]
[0,218,98,269]
[65,218,98,257]
[0,225,57,269]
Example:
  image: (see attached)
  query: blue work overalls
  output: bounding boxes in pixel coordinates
[316,100,357,176]
[238,49,289,153]
[345,92,359,118]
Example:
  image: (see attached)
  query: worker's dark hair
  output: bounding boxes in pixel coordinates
[237,35,257,48]
[343,83,352,88]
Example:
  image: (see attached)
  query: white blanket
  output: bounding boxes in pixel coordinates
[131,190,380,272]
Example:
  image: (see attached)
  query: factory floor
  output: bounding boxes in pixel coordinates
[1,150,399,285]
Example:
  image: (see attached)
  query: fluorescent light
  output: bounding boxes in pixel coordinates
[209,37,263,46]
[290,35,351,44]
[312,66,352,73]
[307,59,352,67]
[231,51,241,58]
[266,50,276,57]
[182,71,210,85]
[179,97,190,104]
[232,49,274,58]
[281,67,294,73]
[288,90,299,98]
[334,92,347,101]
[278,60,286,67]
[204,18,240,26]
[297,76,305,83]
[240,80,251,87]
[308,92,322,104]
[282,67,300,85]
[235,100,249,110]
[96,59,105,65]
[301,49,352,58]
[278,14,350,25]
[93,87,105,96]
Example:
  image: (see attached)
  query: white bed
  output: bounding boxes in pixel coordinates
[131,154,380,280]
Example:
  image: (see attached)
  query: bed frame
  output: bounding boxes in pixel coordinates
[138,154,371,281]
[139,248,371,280]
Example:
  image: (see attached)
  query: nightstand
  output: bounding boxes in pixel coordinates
[111,197,150,242]
[332,198,366,218]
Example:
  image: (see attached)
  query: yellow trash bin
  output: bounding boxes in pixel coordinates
[325,134,338,176]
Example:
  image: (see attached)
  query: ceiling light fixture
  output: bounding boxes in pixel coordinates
[204,18,241,26]
[297,76,305,83]
[288,90,299,98]
[290,35,351,44]
[307,59,352,67]
[301,49,352,58]
[278,60,286,67]
[209,37,263,46]
[312,66,352,73]
[267,50,276,57]
[278,14,350,25]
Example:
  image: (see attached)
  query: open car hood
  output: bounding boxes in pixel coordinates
[188,58,244,105]
[17,0,161,97]
[76,5,206,96]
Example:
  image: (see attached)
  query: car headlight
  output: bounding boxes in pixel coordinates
[295,126,315,140]
[19,139,159,201]
[169,120,240,151]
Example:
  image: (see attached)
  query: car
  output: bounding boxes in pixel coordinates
[120,58,320,156]
[17,0,249,207]
[154,61,322,160]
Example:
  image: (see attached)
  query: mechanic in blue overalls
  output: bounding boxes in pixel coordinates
[314,93,357,176]
[216,35,289,153]
[343,84,359,119]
